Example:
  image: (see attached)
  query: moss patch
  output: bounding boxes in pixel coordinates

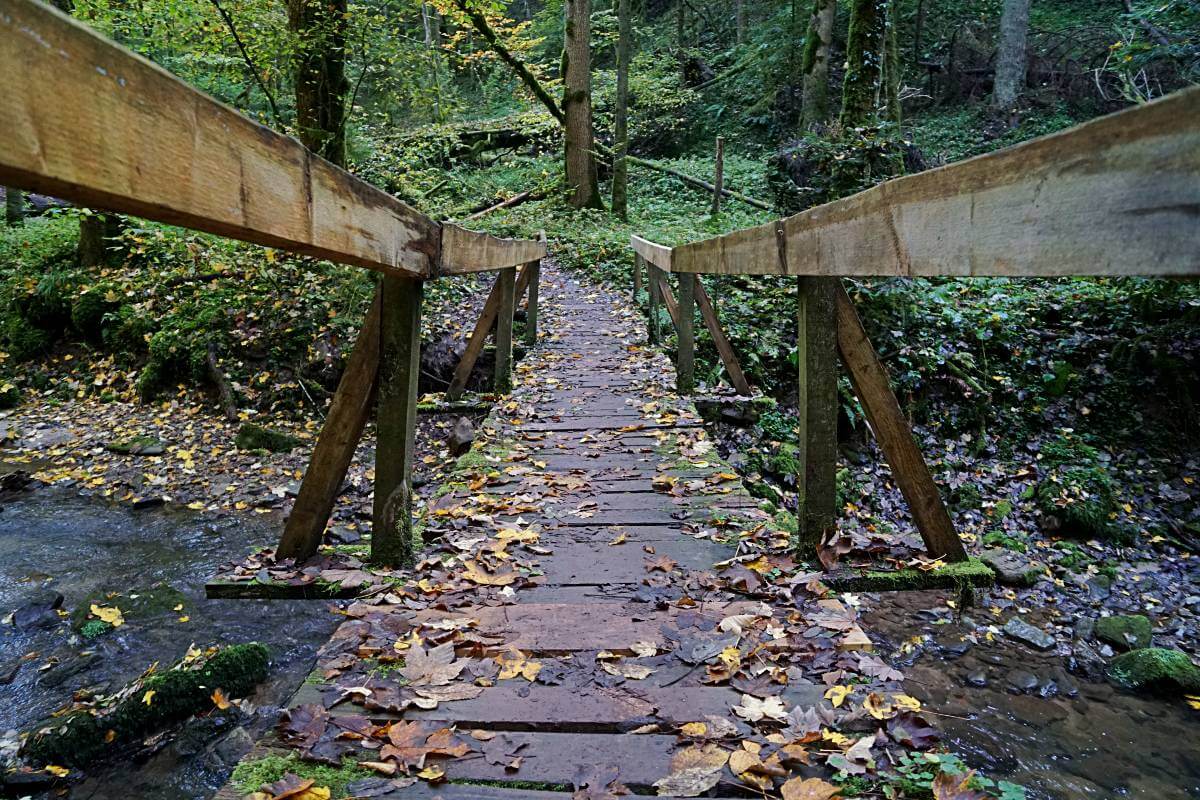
[826,557,995,593]
[1095,614,1153,651]
[231,753,374,797]
[235,422,301,453]
[1035,435,1119,540]
[1107,647,1200,694]
[23,643,269,769]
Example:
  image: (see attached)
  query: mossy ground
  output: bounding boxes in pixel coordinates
[231,753,374,797]
[826,557,995,593]
[1094,614,1153,651]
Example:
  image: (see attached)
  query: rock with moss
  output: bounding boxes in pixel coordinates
[70,288,120,343]
[22,643,269,769]
[979,548,1044,587]
[1094,613,1152,651]
[1035,436,1118,540]
[1107,647,1200,695]
[236,422,301,453]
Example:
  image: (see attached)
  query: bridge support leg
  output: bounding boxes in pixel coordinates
[276,289,381,561]
[523,260,540,346]
[494,266,516,393]
[648,264,662,344]
[632,254,643,304]
[796,276,838,558]
[676,273,696,394]
[372,275,423,566]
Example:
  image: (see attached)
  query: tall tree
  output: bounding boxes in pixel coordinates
[4,189,23,227]
[840,0,887,126]
[611,0,633,218]
[289,0,350,166]
[883,0,902,123]
[799,0,836,129]
[992,0,1031,109]
[562,0,603,209]
[735,0,746,44]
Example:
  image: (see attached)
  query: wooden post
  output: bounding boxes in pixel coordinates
[711,136,724,216]
[446,265,533,401]
[694,277,752,395]
[648,264,662,344]
[676,273,696,394]
[834,283,968,561]
[632,253,643,303]
[494,266,516,393]
[372,276,423,566]
[523,260,540,346]
[796,276,838,558]
[277,289,382,561]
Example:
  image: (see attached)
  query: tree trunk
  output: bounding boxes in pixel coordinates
[735,0,746,44]
[992,0,1031,109]
[840,0,887,127]
[884,0,902,123]
[289,0,349,166]
[676,0,685,48]
[562,0,603,209]
[611,0,633,219]
[78,212,110,267]
[4,189,23,227]
[799,0,836,130]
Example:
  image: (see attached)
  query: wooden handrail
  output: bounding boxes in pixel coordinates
[635,84,1200,278]
[0,0,548,280]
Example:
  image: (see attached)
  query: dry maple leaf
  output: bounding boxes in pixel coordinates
[731,694,788,722]
[644,555,678,573]
[931,771,989,800]
[780,776,841,800]
[401,642,466,687]
[380,721,472,769]
[651,744,729,797]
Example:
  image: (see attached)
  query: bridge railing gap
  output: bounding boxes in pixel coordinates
[630,84,1200,565]
[0,0,547,568]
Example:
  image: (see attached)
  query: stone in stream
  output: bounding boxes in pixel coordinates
[448,416,475,457]
[965,669,988,687]
[12,589,63,631]
[1094,613,1153,651]
[1006,669,1039,693]
[979,548,1044,587]
[1107,647,1200,694]
[1003,616,1056,650]
[235,422,300,453]
[1085,573,1113,601]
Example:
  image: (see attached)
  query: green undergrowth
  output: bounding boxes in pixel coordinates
[231,753,374,797]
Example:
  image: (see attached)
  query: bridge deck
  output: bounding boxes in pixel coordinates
[216,264,925,799]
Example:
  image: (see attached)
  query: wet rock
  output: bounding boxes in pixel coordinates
[1008,694,1069,726]
[1007,669,1040,693]
[966,669,988,687]
[1003,616,1056,650]
[1068,640,1108,681]
[936,633,972,657]
[0,661,20,685]
[105,436,166,456]
[1094,613,1152,651]
[1107,647,1200,694]
[12,588,64,630]
[1086,573,1112,601]
[235,422,301,453]
[1073,616,1095,642]
[131,496,165,510]
[213,726,253,764]
[2,767,57,792]
[979,548,1044,587]
[41,652,102,688]
[448,417,475,457]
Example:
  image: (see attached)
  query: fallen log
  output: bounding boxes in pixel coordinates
[625,154,771,211]
[465,190,542,220]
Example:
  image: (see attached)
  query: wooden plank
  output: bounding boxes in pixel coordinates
[796,277,837,558]
[630,234,673,270]
[0,0,437,278]
[693,278,752,395]
[372,276,423,565]
[523,260,541,346]
[440,224,547,275]
[494,267,516,393]
[834,283,967,561]
[663,86,1200,277]
[446,264,534,400]
[276,290,381,560]
[675,273,696,394]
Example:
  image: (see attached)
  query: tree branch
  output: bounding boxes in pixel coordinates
[206,0,285,129]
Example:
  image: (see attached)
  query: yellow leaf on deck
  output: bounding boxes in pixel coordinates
[824,685,851,708]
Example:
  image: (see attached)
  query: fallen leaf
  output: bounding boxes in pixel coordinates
[652,744,728,797]
[212,688,231,710]
[732,694,788,723]
[780,777,841,800]
[90,604,124,627]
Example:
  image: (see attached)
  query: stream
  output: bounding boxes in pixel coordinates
[866,591,1200,799]
[0,484,339,799]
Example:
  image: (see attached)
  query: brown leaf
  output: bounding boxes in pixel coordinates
[651,744,728,797]
[401,642,466,687]
[261,774,315,800]
[780,777,841,800]
[932,771,989,800]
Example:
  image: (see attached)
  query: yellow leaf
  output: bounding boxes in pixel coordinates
[90,604,124,627]
[417,765,445,781]
[142,690,156,705]
[893,694,922,712]
[177,615,190,623]
[608,533,627,546]
[1185,695,1200,711]
[211,688,231,710]
[295,788,331,800]
[824,685,851,708]
[104,729,116,743]
[44,765,70,778]
[680,721,707,737]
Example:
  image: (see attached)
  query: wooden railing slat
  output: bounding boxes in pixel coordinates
[440,224,548,274]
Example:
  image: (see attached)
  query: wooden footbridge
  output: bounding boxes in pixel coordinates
[2,0,1199,795]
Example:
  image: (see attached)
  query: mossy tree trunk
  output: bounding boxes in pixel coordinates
[735,0,746,43]
[839,0,887,127]
[799,0,836,129]
[562,0,603,209]
[611,0,634,219]
[289,0,349,166]
[78,211,123,268]
[992,0,1031,109]
[883,0,902,123]
[4,188,23,227]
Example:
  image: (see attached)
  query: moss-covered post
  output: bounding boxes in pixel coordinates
[676,272,696,394]
[372,275,422,566]
[494,266,516,392]
[840,0,888,127]
[523,259,540,346]
[799,0,836,129]
[796,276,838,558]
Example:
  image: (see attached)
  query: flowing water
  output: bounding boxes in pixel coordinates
[866,591,1200,799]
[0,484,339,799]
